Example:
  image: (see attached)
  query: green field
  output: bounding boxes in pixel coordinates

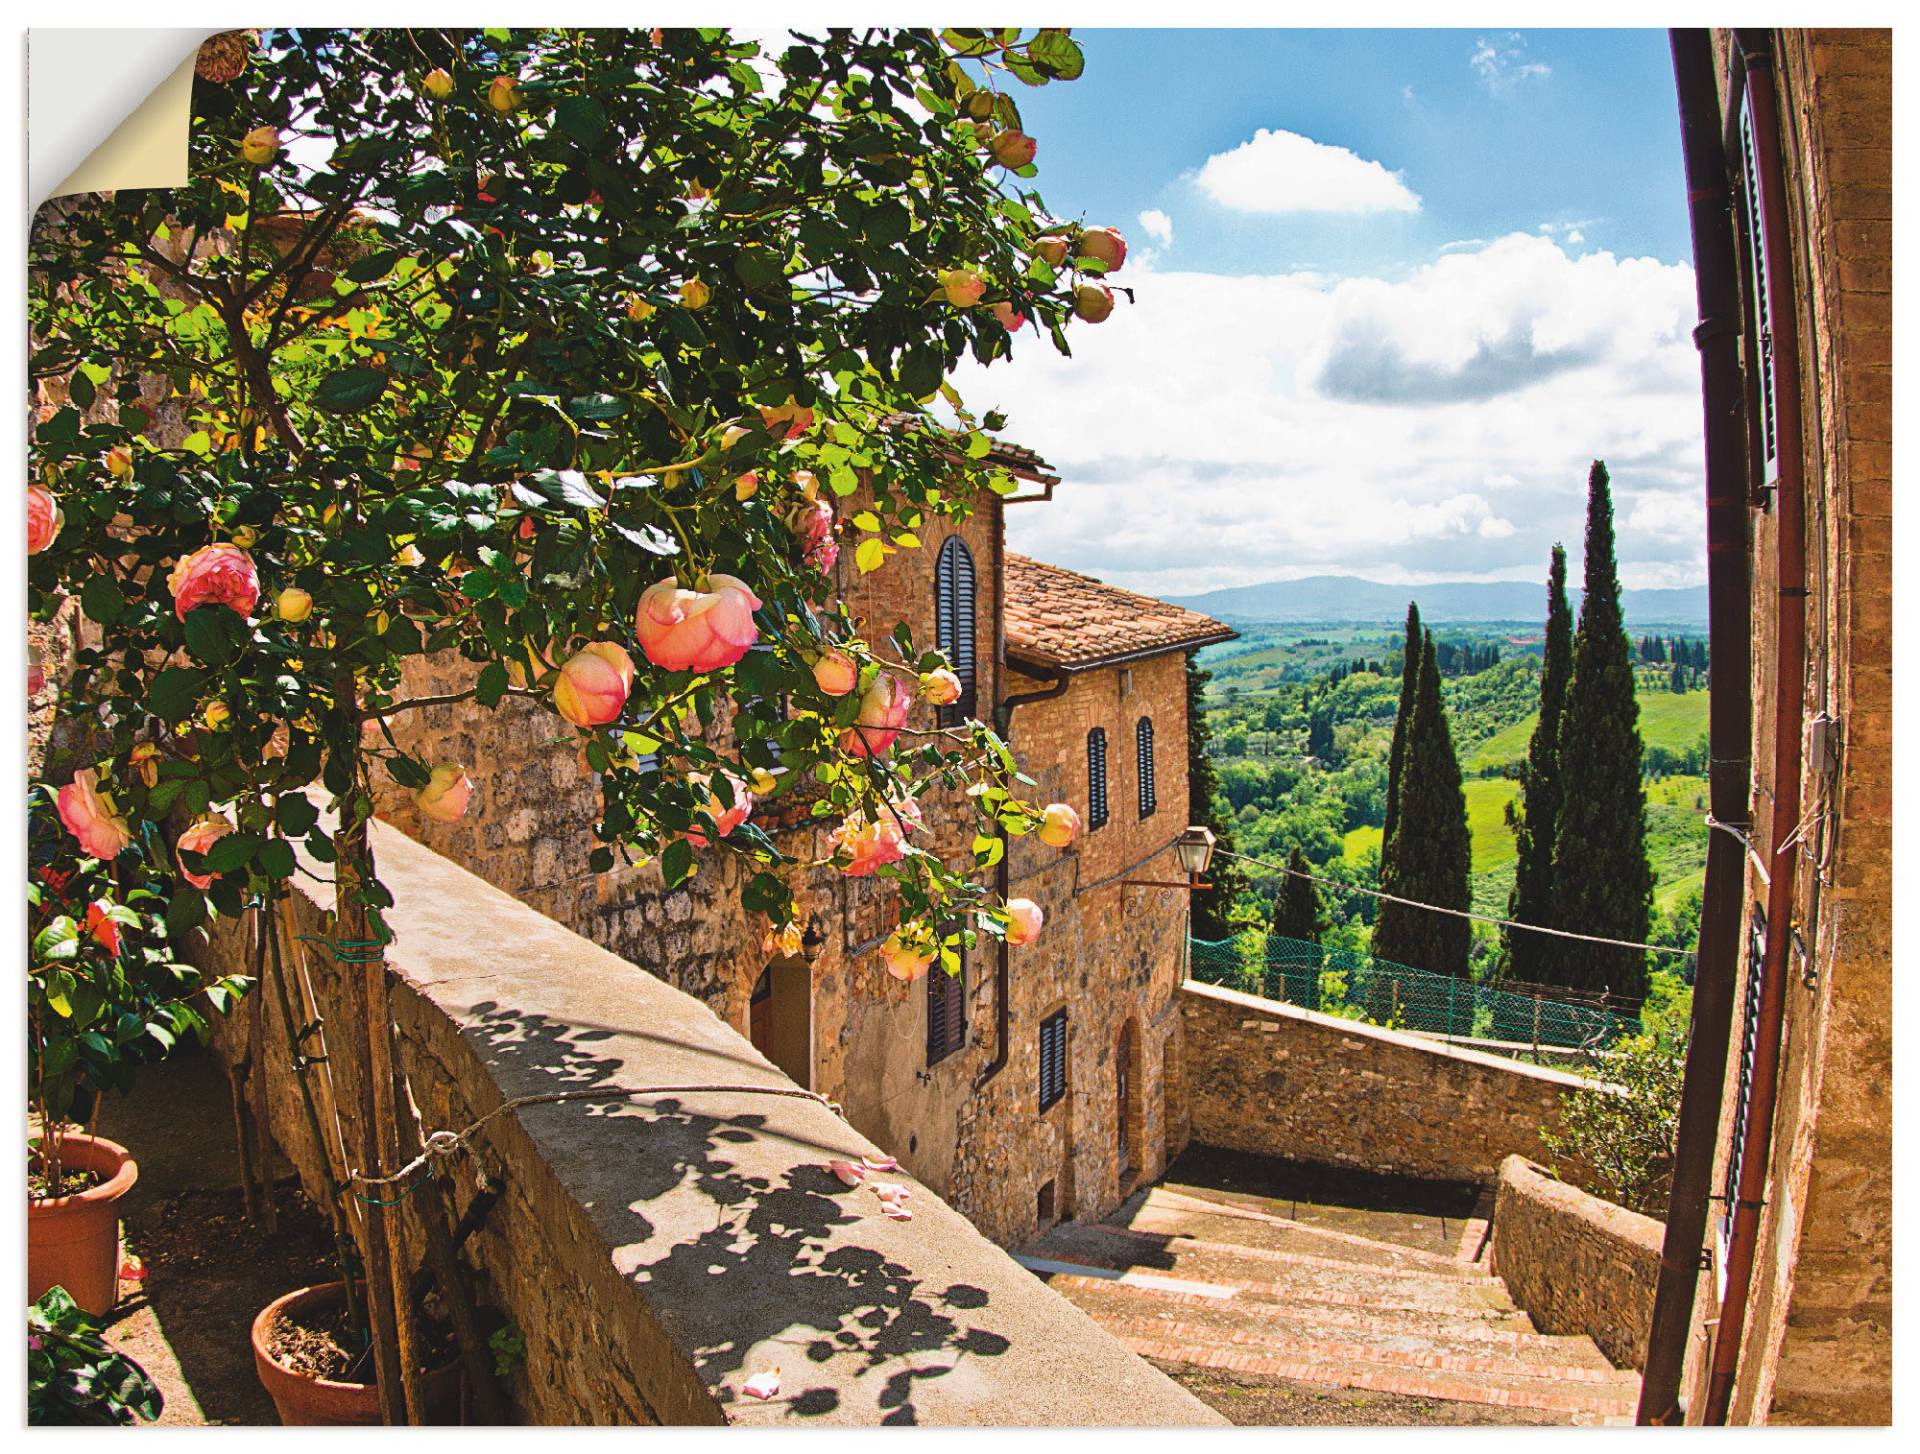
[1341,777,1519,872]
[1467,686,1707,773]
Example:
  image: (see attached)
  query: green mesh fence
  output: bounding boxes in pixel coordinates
[1188,934,1642,1053]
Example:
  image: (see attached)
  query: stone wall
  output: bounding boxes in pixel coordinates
[1690,28,1892,1426]
[1178,980,1590,1186]
[202,809,1220,1425]
[1489,1156,1662,1371]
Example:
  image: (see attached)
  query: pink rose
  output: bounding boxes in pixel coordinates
[831,798,923,877]
[812,648,859,697]
[636,575,762,673]
[789,497,838,574]
[920,668,963,707]
[840,671,913,758]
[881,931,934,982]
[1037,801,1082,849]
[1072,282,1115,324]
[415,764,473,823]
[988,130,1037,168]
[57,770,133,860]
[553,641,635,728]
[990,301,1026,331]
[686,770,753,846]
[176,814,235,890]
[941,269,987,308]
[28,483,62,555]
[1006,897,1044,947]
[1079,226,1128,272]
[168,542,261,620]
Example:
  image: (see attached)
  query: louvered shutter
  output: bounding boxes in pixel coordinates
[1136,717,1156,819]
[1087,728,1109,830]
[1737,97,1780,491]
[926,945,966,1066]
[1039,1009,1068,1111]
[934,536,977,727]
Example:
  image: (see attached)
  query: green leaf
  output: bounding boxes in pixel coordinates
[476,661,509,708]
[344,249,403,284]
[202,832,263,874]
[312,364,389,414]
[1027,30,1085,80]
[553,95,607,145]
[257,837,296,881]
[164,888,206,938]
[80,575,126,625]
[182,605,249,666]
[275,794,320,835]
[661,836,694,888]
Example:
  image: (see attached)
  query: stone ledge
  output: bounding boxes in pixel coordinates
[209,812,1221,1426]
[1488,1156,1662,1370]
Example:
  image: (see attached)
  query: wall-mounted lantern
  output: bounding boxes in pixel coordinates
[1121,825,1216,906]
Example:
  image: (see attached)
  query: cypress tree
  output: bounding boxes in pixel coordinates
[1270,847,1324,943]
[1374,631,1472,977]
[1547,461,1653,1001]
[1185,651,1246,941]
[1382,601,1422,849]
[1504,544,1574,983]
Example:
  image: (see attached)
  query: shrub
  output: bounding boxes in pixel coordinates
[1541,1028,1684,1216]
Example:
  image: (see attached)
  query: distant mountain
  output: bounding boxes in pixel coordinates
[1169,575,1709,626]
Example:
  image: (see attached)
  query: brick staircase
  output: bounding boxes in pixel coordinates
[1019,1180,1641,1425]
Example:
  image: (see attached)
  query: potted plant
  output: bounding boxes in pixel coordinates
[28,1286,164,1426]
[28,23,1101,1421]
[28,784,253,1315]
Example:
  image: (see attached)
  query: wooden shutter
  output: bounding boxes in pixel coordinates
[926,943,966,1065]
[934,536,978,727]
[1039,1009,1068,1111]
[1087,728,1109,830]
[1722,904,1770,1248]
[1736,95,1780,492]
[1136,716,1156,819]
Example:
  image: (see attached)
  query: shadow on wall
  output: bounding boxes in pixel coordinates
[462,1001,1011,1425]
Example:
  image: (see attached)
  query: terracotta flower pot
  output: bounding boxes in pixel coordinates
[251,1282,463,1425]
[28,1132,138,1317]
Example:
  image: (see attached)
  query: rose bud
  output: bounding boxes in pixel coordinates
[105,445,134,479]
[58,770,133,860]
[812,648,859,697]
[1079,226,1128,272]
[130,742,162,788]
[733,471,759,502]
[1034,235,1070,268]
[788,496,837,573]
[395,542,425,567]
[720,424,751,451]
[680,278,711,310]
[27,483,62,555]
[1006,898,1045,946]
[240,126,280,165]
[423,67,454,100]
[636,575,761,672]
[488,75,522,113]
[880,931,934,983]
[920,667,963,707]
[203,701,231,730]
[941,269,987,308]
[748,766,779,797]
[626,293,656,323]
[1037,801,1083,848]
[990,301,1026,331]
[176,814,235,890]
[830,799,922,877]
[552,641,636,728]
[168,542,260,620]
[840,671,913,758]
[415,764,474,823]
[275,586,313,622]
[230,524,260,549]
[1072,282,1115,323]
[686,770,754,846]
[989,129,1037,168]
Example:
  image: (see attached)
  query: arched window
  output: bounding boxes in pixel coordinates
[1136,716,1156,819]
[933,536,978,726]
[1087,727,1109,831]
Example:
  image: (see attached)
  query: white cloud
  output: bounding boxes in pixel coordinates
[1471,34,1552,94]
[1190,128,1421,215]
[951,234,1704,596]
[1137,208,1174,247]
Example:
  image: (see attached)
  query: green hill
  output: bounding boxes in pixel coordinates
[1467,685,1707,774]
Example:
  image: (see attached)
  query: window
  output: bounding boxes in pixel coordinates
[1735,96,1781,492]
[1136,716,1157,819]
[1086,728,1109,831]
[927,940,966,1066]
[933,536,978,726]
[1722,904,1770,1249]
[1038,1009,1068,1112]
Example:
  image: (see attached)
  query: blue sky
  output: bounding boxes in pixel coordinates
[952,29,1708,597]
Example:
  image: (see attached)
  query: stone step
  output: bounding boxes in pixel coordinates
[1111,1324,1641,1421]
[1032,1222,1523,1317]
[1044,1274,1622,1374]
[1125,1187,1480,1275]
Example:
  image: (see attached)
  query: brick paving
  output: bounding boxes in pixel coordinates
[1022,1175,1641,1425]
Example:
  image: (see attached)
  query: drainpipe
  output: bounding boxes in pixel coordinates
[1701,32,1808,1425]
[977,645,1071,1093]
[1637,28,1756,1423]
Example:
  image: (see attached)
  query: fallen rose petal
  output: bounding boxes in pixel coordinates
[827,1159,865,1187]
[881,1203,913,1221]
[861,1154,899,1172]
[743,1370,781,1400]
[870,1182,910,1202]
[118,1254,147,1282]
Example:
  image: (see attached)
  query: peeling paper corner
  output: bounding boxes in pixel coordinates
[29,29,210,210]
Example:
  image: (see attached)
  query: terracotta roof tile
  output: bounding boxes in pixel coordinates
[1004,554,1237,672]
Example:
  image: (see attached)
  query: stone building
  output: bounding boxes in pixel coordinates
[372,442,1233,1248]
[1661,27,1893,1427]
